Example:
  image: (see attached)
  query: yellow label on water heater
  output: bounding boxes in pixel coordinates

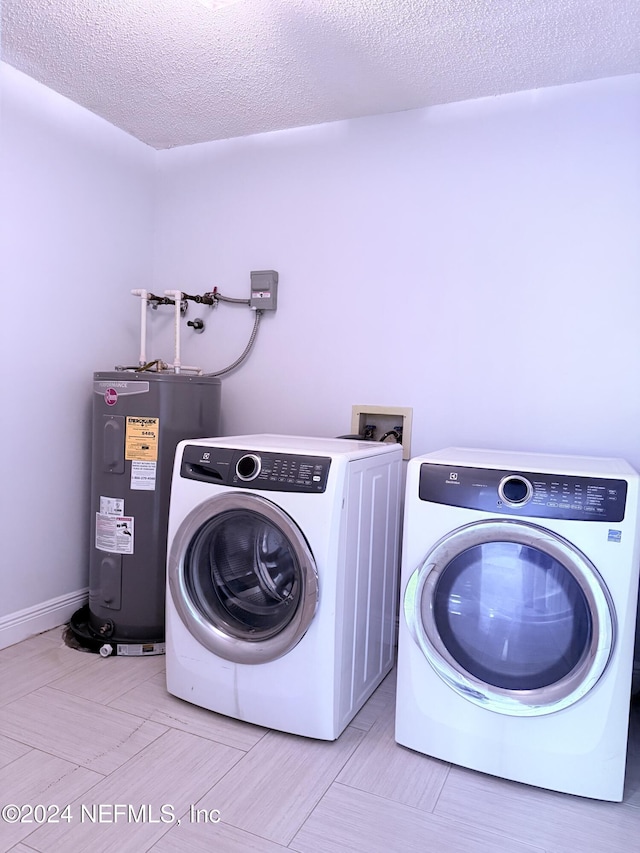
[125,416,159,461]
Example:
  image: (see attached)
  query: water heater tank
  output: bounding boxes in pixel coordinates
[76,371,221,654]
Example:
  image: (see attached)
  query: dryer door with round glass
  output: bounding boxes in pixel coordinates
[404,518,615,716]
[168,492,319,664]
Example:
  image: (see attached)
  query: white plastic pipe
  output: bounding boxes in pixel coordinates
[171,365,203,374]
[130,289,148,366]
[164,289,183,373]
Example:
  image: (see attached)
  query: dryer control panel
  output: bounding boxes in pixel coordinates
[180,444,331,493]
[419,463,627,522]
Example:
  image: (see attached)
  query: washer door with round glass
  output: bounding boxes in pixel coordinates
[168,493,319,664]
[404,518,615,716]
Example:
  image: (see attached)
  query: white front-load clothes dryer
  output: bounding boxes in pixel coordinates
[395,447,640,801]
[166,434,401,740]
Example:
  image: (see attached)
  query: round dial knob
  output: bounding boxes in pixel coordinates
[236,453,262,481]
[498,475,533,507]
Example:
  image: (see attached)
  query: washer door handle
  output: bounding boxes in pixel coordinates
[404,563,435,643]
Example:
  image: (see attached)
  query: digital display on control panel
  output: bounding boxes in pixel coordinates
[239,453,330,493]
[419,463,627,522]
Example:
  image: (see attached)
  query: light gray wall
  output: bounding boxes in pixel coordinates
[2,60,639,639]
[0,64,155,622]
[153,74,640,467]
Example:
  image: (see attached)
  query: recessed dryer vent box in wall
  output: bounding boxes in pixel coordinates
[250,270,278,310]
[351,405,413,460]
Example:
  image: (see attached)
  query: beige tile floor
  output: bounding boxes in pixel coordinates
[1,627,639,852]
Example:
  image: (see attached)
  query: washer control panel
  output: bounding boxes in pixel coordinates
[419,463,627,522]
[180,445,331,493]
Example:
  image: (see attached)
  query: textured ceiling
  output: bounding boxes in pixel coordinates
[2,0,640,150]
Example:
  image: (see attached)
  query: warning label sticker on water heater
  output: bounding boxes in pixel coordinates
[95,513,134,554]
[125,417,159,461]
[130,460,157,491]
[99,496,124,516]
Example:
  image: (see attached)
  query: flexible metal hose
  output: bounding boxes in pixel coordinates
[205,310,263,377]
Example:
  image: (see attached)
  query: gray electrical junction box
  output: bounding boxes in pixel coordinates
[250,270,278,310]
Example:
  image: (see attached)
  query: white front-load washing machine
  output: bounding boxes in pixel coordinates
[395,447,640,801]
[166,434,401,740]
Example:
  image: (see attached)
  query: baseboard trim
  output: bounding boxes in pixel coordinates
[0,589,88,650]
